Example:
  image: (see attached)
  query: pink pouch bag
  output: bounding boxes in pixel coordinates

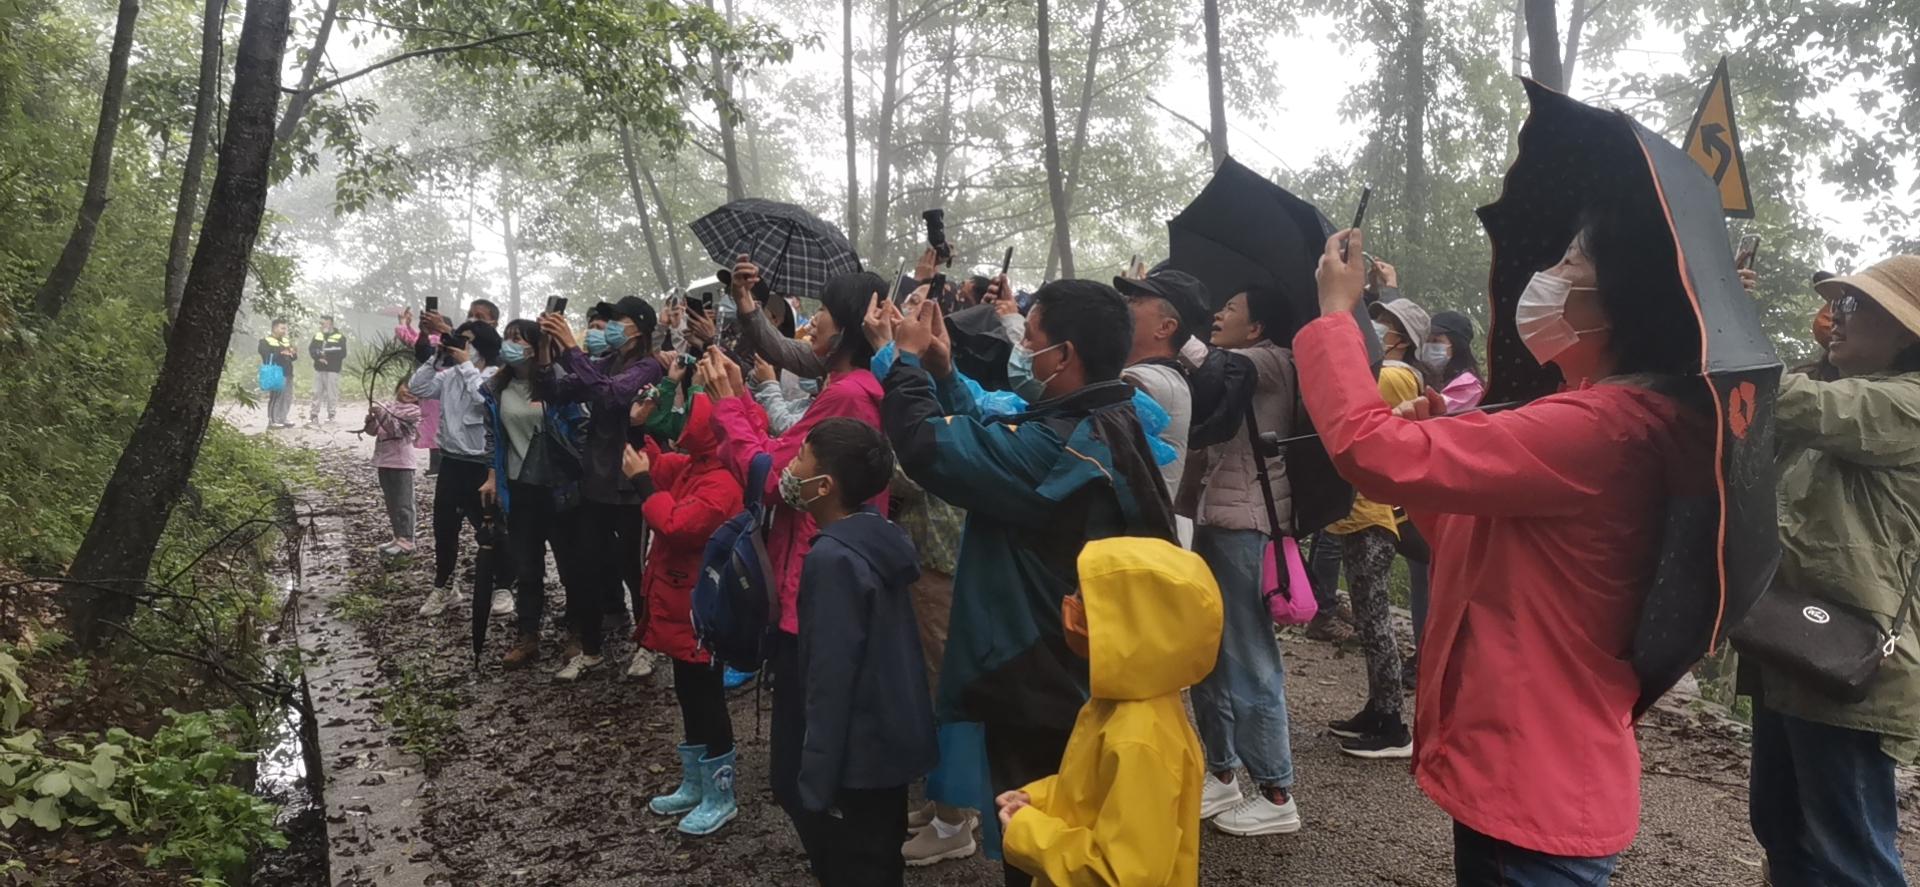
[1241,404,1320,626]
[1262,536,1319,625]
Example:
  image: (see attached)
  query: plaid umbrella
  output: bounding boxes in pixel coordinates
[690,199,863,300]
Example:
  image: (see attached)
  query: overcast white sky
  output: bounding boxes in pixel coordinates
[284,1,1896,314]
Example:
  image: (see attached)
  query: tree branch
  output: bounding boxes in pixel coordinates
[1145,94,1212,142]
[287,31,542,96]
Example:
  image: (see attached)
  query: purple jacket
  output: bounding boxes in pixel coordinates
[534,348,665,505]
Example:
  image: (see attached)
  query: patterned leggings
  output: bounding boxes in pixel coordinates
[1341,526,1404,720]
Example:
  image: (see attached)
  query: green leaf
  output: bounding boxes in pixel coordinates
[0,760,15,785]
[0,808,15,829]
[33,769,70,798]
[0,730,39,753]
[91,748,118,788]
[28,795,60,830]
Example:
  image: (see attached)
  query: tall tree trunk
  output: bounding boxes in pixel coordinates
[499,182,523,319]
[66,0,292,651]
[1402,0,1429,250]
[159,5,228,324]
[1509,0,1526,77]
[727,0,764,196]
[704,0,746,201]
[165,0,225,326]
[1036,0,1074,278]
[931,21,956,208]
[1562,0,1590,91]
[1523,0,1564,91]
[1203,0,1228,167]
[841,0,859,250]
[618,124,672,290]
[866,0,902,263]
[1048,0,1107,280]
[273,0,340,143]
[34,0,141,320]
[640,163,686,285]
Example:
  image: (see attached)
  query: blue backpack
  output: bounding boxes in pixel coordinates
[692,453,779,669]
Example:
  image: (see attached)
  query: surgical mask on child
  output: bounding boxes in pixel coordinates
[1420,343,1451,367]
[1372,321,1392,342]
[1008,342,1065,402]
[1060,593,1090,659]
[1515,272,1606,365]
[602,322,629,351]
[500,341,528,366]
[584,328,610,355]
[777,466,830,509]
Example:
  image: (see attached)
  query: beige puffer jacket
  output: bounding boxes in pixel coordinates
[1183,340,1296,536]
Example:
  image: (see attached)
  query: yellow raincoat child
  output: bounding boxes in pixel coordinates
[998,537,1223,887]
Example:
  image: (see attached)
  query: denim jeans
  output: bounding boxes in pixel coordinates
[1189,525,1295,788]
[1453,821,1618,886]
[1749,705,1909,887]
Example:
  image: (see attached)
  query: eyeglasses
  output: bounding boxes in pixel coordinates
[1832,294,1863,323]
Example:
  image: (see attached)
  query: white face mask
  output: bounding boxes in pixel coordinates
[1420,343,1451,367]
[1516,272,1606,365]
[1372,320,1392,342]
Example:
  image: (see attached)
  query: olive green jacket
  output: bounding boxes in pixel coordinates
[1761,370,1920,761]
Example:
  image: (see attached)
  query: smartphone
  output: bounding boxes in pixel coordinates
[1001,247,1014,277]
[545,296,567,314]
[425,296,439,313]
[1342,186,1373,260]
[1736,234,1761,271]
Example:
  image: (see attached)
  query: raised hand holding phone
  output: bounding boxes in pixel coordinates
[1317,228,1369,316]
[1340,186,1372,261]
[731,254,761,313]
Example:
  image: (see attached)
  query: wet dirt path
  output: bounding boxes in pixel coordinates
[255,400,1920,886]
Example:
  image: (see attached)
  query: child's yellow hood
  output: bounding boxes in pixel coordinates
[1077,537,1223,701]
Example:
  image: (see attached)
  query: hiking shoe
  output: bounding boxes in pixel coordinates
[419,586,460,617]
[626,648,656,679]
[1200,772,1244,820]
[1304,612,1356,642]
[1211,789,1302,837]
[489,589,515,618]
[907,800,938,832]
[502,635,539,669]
[902,812,978,866]
[1338,721,1413,759]
[555,653,603,681]
[1328,708,1394,740]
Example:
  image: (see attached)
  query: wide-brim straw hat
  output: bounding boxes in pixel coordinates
[1815,255,1920,339]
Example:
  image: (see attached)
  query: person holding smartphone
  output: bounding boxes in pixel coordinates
[534,296,666,681]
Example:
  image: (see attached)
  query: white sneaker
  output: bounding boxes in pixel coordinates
[625,649,655,679]
[1211,790,1302,837]
[489,589,515,618]
[418,587,460,617]
[1200,772,1244,820]
[555,653,603,681]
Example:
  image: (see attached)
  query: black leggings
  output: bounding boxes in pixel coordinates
[673,659,733,756]
[432,456,515,590]
[579,501,647,632]
[506,481,596,651]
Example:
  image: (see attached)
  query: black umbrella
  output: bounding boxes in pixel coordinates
[691,199,863,300]
[944,304,1015,390]
[1167,157,1381,535]
[1477,80,1780,714]
[470,512,501,666]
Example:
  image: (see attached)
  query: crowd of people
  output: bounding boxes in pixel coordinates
[310,193,1920,886]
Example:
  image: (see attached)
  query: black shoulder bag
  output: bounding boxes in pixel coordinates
[1729,564,1920,704]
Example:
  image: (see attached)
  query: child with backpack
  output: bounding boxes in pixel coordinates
[995,537,1223,887]
[364,380,422,555]
[780,417,936,886]
[619,391,745,836]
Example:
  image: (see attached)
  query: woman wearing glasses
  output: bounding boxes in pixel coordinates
[1747,255,1920,887]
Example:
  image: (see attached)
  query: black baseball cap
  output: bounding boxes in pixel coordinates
[611,296,657,331]
[1114,269,1213,339]
[586,301,616,323]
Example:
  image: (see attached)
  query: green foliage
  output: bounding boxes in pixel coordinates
[0,655,284,882]
[326,590,382,626]
[378,655,463,765]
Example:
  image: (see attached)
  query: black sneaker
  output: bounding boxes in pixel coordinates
[1328,708,1390,739]
[1338,721,1413,759]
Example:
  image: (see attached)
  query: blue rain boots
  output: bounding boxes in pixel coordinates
[648,743,705,816]
[677,748,738,836]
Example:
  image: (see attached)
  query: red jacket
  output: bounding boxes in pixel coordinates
[638,394,743,664]
[1297,314,1710,857]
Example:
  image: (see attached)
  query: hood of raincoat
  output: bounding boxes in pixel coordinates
[1077,537,1222,701]
[675,390,721,459]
